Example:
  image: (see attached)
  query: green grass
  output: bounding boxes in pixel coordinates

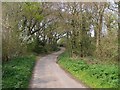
[2,55,36,88]
[58,52,119,88]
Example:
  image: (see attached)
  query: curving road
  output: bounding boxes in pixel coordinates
[29,48,86,88]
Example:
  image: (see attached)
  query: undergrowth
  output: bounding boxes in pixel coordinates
[58,52,119,88]
[2,55,36,88]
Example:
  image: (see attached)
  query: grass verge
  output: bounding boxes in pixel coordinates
[2,54,36,88]
[58,52,119,88]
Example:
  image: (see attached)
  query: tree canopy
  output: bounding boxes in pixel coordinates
[2,2,118,63]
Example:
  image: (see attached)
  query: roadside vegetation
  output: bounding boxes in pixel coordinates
[2,55,36,88]
[58,52,118,88]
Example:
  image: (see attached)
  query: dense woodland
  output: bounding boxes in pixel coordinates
[2,2,119,61]
[2,2,119,88]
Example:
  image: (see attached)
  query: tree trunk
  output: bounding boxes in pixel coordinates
[96,14,103,57]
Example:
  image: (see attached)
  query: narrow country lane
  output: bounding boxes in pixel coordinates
[29,48,86,88]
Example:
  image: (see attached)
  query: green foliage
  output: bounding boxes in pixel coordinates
[2,55,36,88]
[23,2,43,21]
[79,36,96,56]
[27,37,60,54]
[58,52,119,88]
[58,38,67,47]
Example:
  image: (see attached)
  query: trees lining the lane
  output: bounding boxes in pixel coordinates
[2,2,118,63]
